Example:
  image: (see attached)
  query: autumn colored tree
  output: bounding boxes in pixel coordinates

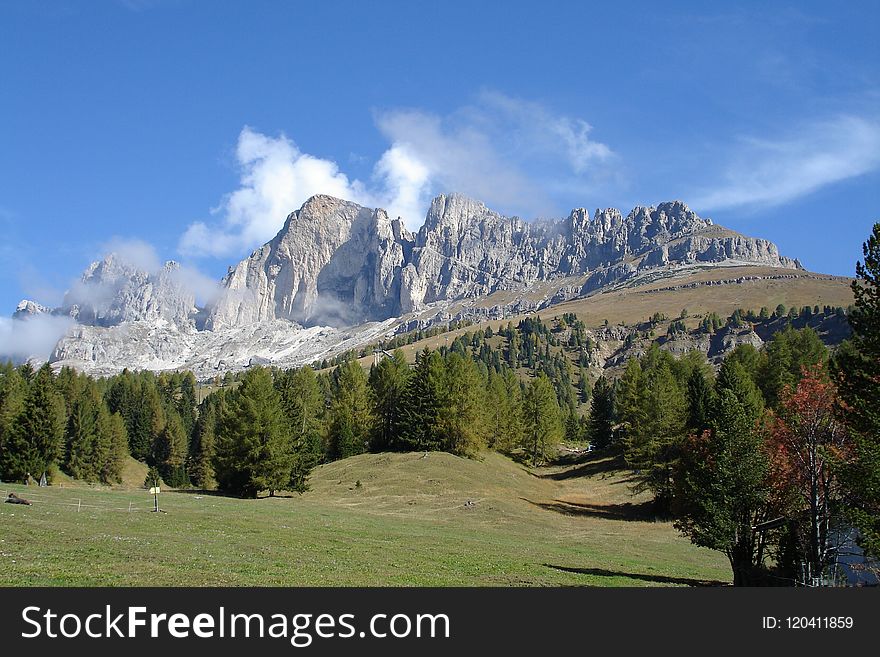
[768,366,852,585]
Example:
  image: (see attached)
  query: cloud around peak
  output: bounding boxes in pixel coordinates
[177,92,617,259]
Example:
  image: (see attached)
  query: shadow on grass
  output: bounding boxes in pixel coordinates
[539,450,627,481]
[524,498,659,521]
[543,564,728,587]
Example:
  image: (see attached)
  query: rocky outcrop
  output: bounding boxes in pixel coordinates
[207,195,414,329]
[12,300,50,319]
[207,193,799,328]
[16,192,806,376]
[59,255,197,328]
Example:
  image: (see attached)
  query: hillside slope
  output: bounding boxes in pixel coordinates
[0,451,728,586]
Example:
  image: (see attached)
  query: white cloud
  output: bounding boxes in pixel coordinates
[690,115,880,211]
[64,237,222,310]
[178,93,615,257]
[179,127,373,258]
[102,237,162,273]
[0,314,75,362]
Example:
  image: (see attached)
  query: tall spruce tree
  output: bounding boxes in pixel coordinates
[367,350,410,452]
[276,367,324,491]
[628,355,688,509]
[588,375,615,449]
[10,364,65,481]
[686,366,715,434]
[154,408,188,487]
[761,326,828,408]
[97,409,128,484]
[326,360,373,460]
[64,384,100,481]
[0,364,28,481]
[835,222,880,557]
[188,400,218,489]
[522,373,561,465]
[214,367,294,497]
[674,387,774,586]
[398,349,446,451]
[438,353,486,457]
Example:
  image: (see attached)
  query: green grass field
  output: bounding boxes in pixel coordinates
[0,450,729,587]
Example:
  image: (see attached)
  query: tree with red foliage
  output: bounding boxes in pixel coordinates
[769,365,852,585]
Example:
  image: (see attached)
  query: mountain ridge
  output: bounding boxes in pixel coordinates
[10,193,809,375]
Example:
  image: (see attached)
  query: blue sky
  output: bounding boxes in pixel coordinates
[1,0,878,314]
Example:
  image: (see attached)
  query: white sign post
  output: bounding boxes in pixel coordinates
[149,486,160,512]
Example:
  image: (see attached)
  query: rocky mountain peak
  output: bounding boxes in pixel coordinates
[13,299,50,319]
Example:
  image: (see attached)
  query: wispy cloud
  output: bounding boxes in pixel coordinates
[0,314,75,362]
[178,92,616,258]
[690,114,880,211]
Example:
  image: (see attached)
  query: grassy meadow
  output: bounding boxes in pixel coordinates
[0,450,729,587]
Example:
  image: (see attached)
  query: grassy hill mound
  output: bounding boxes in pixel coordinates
[1,450,729,587]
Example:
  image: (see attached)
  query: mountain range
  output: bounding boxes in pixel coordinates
[12,193,807,376]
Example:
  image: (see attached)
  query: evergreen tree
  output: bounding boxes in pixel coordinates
[367,350,410,452]
[522,373,561,465]
[674,387,774,586]
[189,401,217,489]
[398,349,446,451]
[618,357,648,457]
[577,365,591,405]
[835,222,880,557]
[154,408,188,487]
[98,409,128,484]
[485,369,523,452]
[587,376,615,449]
[326,360,373,460]
[9,364,65,480]
[0,365,28,480]
[214,367,294,497]
[686,366,715,434]
[64,385,100,481]
[716,357,764,422]
[438,353,486,457]
[277,367,324,491]
[761,326,828,408]
[626,355,688,509]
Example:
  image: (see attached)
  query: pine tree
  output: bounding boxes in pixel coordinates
[154,408,188,487]
[686,366,715,434]
[398,349,446,451]
[716,357,764,423]
[214,366,294,497]
[367,350,410,452]
[0,364,28,481]
[577,366,590,405]
[188,401,218,489]
[64,385,100,481]
[438,353,486,457]
[326,361,373,460]
[616,358,647,450]
[10,364,65,481]
[588,376,615,449]
[277,367,323,491]
[674,387,774,586]
[522,373,561,465]
[627,357,688,509]
[98,409,128,484]
[835,222,880,557]
[761,326,828,408]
